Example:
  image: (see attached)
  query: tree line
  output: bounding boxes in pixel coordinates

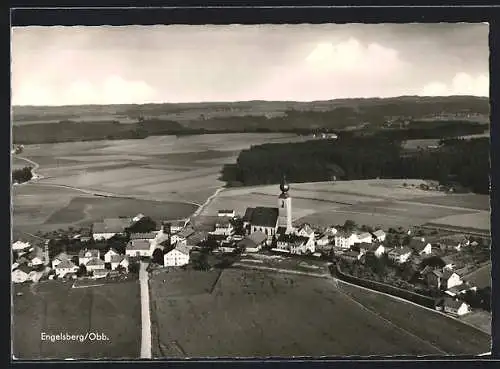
[220,136,489,195]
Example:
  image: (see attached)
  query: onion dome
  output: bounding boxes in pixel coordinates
[280,175,290,193]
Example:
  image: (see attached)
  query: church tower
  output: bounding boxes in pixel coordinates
[277,175,293,233]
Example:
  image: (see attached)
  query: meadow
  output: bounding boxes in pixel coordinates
[12,279,141,359]
[149,268,488,357]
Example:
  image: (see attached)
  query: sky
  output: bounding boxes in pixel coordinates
[11,23,489,106]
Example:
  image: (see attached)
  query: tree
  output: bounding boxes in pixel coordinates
[127,216,157,234]
[77,264,87,277]
[343,220,357,232]
[152,248,164,265]
[128,262,140,274]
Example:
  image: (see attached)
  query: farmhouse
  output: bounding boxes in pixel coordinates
[12,240,31,252]
[85,257,106,273]
[372,229,386,242]
[238,231,267,253]
[316,233,332,248]
[212,217,235,236]
[130,232,157,241]
[110,255,129,271]
[218,209,235,218]
[54,259,78,277]
[362,243,386,258]
[296,224,315,239]
[340,250,362,263]
[78,249,100,266]
[126,239,153,258]
[170,227,195,245]
[356,232,373,244]
[334,231,359,249]
[104,248,120,263]
[275,233,315,255]
[426,269,463,290]
[92,218,132,240]
[51,252,70,269]
[12,265,32,283]
[164,243,190,267]
[167,220,186,235]
[442,298,471,316]
[387,246,412,264]
[445,284,471,297]
[27,246,46,267]
[409,238,433,256]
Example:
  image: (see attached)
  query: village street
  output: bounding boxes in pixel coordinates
[139,261,152,359]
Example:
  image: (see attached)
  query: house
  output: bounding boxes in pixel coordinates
[237,231,267,253]
[12,240,31,252]
[54,259,78,277]
[324,227,338,237]
[442,298,471,316]
[441,255,458,271]
[85,257,106,273]
[129,232,157,241]
[372,229,386,242]
[218,209,235,218]
[409,237,433,256]
[316,233,332,248]
[51,252,70,269]
[295,224,315,239]
[275,233,315,255]
[78,249,100,266]
[364,243,386,258]
[387,246,412,264]
[334,231,359,249]
[126,239,153,258]
[356,232,373,244]
[243,206,279,239]
[92,218,132,240]
[104,248,120,263]
[438,235,470,252]
[426,269,463,290]
[167,220,186,235]
[186,231,208,248]
[340,250,362,263]
[12,265,32,283]
[445,284,471,297]
[151,230,170,249]
[110,255,129,271]
[170,227,195,245]
[212,217,235,236]
[27,246,46,267]
[164,243,190,267]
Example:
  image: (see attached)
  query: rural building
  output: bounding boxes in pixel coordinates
[126,239,154,258]
[170,227,195,245]
[54,259,78,277]
[356,232,373,244]
[441,255,458,271]
[237,231,267,253]
[12,265,32,283]
[27,246,46,267]
[316,233,332,248]
[340,250,362,263]
[295,224,315,239]
[409,238,433,256]
[104,248,120,263]
[85,257,106,273]
[387,246,412,264]
[130,232,157,241]
[334,231,360,249]
[164,243,190,267]
[92,218,132,240]
[167,220,186,235]
[150,230,170,249]
[51,252,70,269]
[442,298,471,316]
[110,255,129,271]
[426,269,463,290]
[78,249,100,266]
[12,240,31,252]
[186,231,209,248]
[212,217,235,236]
[445,284,471,297]
[372,229,386,242]
[218,209,235,218]
[368,244,387,258]
[275,234,315,255]
[438,235,470,252]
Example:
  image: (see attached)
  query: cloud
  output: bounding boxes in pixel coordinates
[13,75,157,106]
[421,73,489,97]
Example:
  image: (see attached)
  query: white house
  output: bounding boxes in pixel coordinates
[126,239,153,258]
[170,227,195,246]
[12,265,32,283]
[443,298,471,316]
[369,244,387,258]
[296,224,315,239]
[52,252,70,269]
[275,234,315,255]
[409,237,433,256]
[110,255,129,271]
[104,248,120,263]
[54,259,78,277]
[442,271,463,290]
[388,246,412,264]
[85,257,106,273]
[78,249,100,266]
[164,243,190,267]
[356,232,373,244]
[212,218,234,236]
[316,234,332,247]
[218,209,235,218]
[12,240,31,252]
[334,231,359,249]
[372,229,386,242]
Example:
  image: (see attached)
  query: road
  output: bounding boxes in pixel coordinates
[139,262,152,359]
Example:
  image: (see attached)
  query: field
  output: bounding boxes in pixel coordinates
[201,179,490,231]
[462,263,492,289]
[149,268,490,357]
[12,279,141,359]
[12,133,303,235]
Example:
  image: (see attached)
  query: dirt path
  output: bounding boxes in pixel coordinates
[192,187,224,217]
[139,262,152,359]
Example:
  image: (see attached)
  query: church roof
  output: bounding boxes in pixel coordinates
[246,207,279,228]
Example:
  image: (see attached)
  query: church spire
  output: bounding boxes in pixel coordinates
[280,174,290,193]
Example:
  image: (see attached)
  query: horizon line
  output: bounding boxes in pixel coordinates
[12,94,489,109]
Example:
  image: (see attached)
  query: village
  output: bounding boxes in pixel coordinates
[12,177,490,320]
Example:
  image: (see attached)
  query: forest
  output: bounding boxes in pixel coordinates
[220,136,489,195]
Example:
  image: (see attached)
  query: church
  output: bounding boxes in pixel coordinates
[242,176,294,243]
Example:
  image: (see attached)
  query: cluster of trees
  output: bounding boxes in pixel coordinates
[12,166,33,183]
[376,121,488,141]
[221,136,489,194]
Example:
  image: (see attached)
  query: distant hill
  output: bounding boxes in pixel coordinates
[12,96,490,144]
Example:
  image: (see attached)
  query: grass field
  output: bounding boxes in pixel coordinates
[149,268,491,357]
[429,211,490,231]
[12,279,141,359]
[462,263,492,289]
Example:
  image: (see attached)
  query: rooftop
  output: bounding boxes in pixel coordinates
[130,232,157,240]
[244,206,279,228]
[127,239,151,251]
[86,257,105,267]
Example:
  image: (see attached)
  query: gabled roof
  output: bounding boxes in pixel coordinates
[78,249,100,258]
[441,269,458,280]
[409,238,429,252]
[447,284,470,294]
[167,242,190,256]
[111,254,127,263]
[373,229,386,237]
[12,241,31,250]
[130,232,157,240]
[86,257,105,266]
[27,246,44,260]
[55,259,77,269]
[297,224,314,236]
[186,231,208,246]
[357,232,372,240]
[277,233,309,247]
[127,239,151,251]
[245,206,279,228]
[53,252,70,261]
[105,248,119,255]
[443,298,466,309]
[389,246,412,256]
[247,231,267,245]
[177,227,195,239]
